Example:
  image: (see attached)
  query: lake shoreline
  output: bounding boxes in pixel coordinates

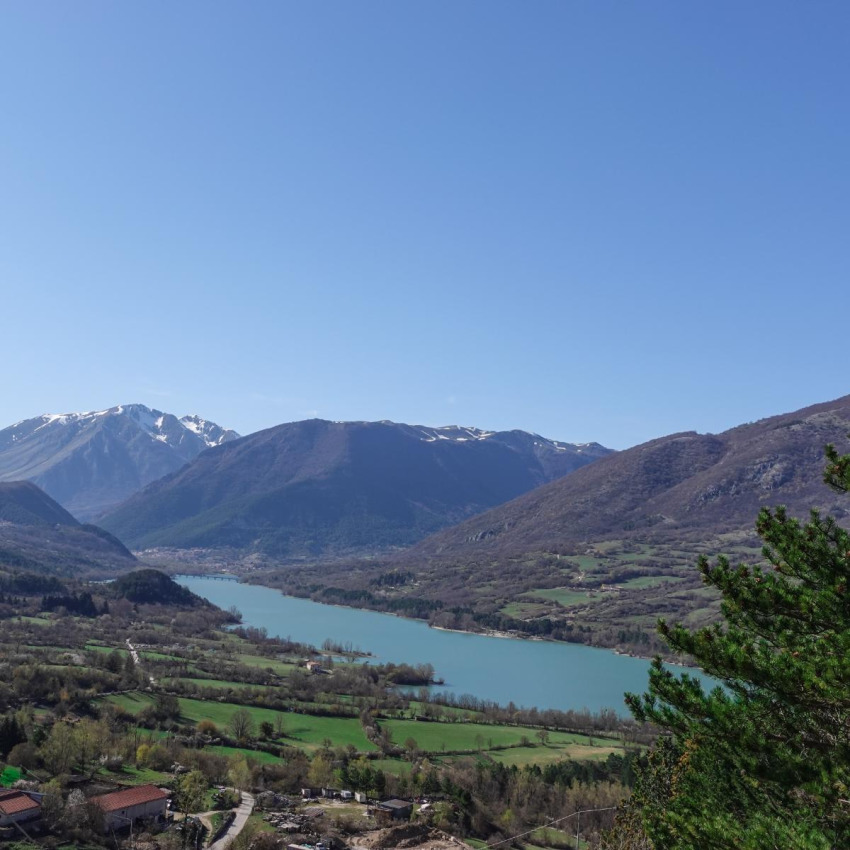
[176,575,714,713]
[176,571,683,663]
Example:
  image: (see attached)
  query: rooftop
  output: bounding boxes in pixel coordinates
[90,784,169,813]
[378,799,413,810]
[0,792,41,816]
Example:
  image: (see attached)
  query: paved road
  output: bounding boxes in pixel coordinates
[209,791,255,850]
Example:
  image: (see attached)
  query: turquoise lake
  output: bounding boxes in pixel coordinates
[178,575,715,714]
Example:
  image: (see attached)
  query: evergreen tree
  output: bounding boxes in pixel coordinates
[623,445,850,849]
[0,714,25,758]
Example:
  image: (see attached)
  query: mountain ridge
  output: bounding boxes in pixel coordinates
[0,404,239,520]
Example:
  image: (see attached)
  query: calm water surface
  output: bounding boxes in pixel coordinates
[178,575,712,714]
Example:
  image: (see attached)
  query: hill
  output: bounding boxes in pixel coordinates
[0,481,136,577]
[261,395,850,654]
[0,480,79,526]
[99,419,611,557]
[0,404,239,520]
[111,568,205,607]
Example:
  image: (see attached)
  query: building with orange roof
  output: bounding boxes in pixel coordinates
[0,789,42,826]
[90,784,169,832]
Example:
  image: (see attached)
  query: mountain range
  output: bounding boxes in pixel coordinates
[1,393,849,653]
[0,404,239,520]
[99,418,612,557]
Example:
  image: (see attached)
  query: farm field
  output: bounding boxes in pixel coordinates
[102,690,630,767]
[234,653,298,675]
[521,588,607,607]
[487,742,622,766]
[207,745,283,764]
[175,677,262,691]
[616,575,687,589]
[103,692,376,752]
[379,718,618,755]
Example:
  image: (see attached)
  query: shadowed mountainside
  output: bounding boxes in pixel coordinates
[0,481,136,577]
[100,419,611,557]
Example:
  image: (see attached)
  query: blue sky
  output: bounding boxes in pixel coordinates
[1,2,848,449]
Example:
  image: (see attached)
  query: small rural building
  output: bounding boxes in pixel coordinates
[354,791,367,803]
[340,790,353,801]
[0,790,41,826]
[301,787,318,799]
[90,784,169,832]
[376,798,413,822]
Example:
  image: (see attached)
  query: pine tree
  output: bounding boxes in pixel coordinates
[622,445,850,849]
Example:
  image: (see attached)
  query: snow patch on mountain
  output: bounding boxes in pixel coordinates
[411,424,599,455]
[7,405,239,452]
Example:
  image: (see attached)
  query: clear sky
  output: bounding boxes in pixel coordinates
[1,2,848,449]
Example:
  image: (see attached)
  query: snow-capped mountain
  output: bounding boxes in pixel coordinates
[0,404,240,520]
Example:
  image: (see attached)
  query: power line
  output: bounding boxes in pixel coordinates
[486,805,618,848]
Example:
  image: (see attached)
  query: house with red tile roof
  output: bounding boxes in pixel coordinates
[0,789,42,826]
[90,784,169,832]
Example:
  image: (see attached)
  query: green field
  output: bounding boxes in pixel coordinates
[487,742,621,766]
[207,745,282,764]
[565,555,610,571]
[140,651,184,661]
[86,643,128,656]
[617,575,686,589]
[105,692,156,714]
[102,765,171,785]
[103,693,376,753]
[235,654,298,675]
[520,587,608,607]
[407,701,481,720]
[500,601,551,618]
[177,677,263,691]
[380,719,616,757]
[365,758,412,777]
[282,713,376,752]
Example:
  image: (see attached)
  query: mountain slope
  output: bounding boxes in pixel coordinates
[0,481,136,577]
[406,394,850,561]
[0,480,79,527]
[0,404,239,520]
[99,419,612,557]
